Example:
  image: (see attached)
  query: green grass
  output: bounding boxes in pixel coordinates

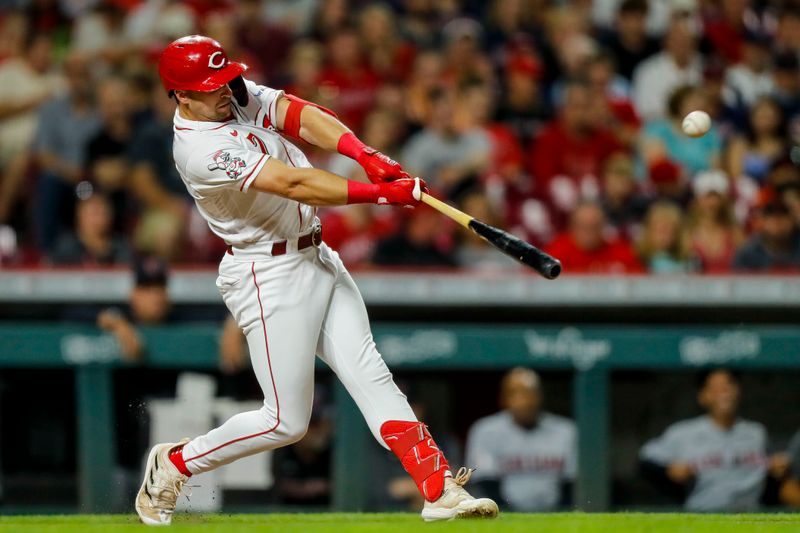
[1,513,800,532]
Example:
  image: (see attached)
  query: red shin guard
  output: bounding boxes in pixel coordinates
[380,420,449,502]
[168,444,192,477]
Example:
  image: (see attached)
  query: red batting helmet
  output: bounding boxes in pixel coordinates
[158,35,247,94]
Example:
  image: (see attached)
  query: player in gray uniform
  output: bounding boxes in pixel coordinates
[639,369,768,511]
[779,429,800,506]
[465,368,576,511]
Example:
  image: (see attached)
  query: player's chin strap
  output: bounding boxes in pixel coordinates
[381,420,449,502]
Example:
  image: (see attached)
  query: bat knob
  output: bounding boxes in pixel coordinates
[545,260,562,280]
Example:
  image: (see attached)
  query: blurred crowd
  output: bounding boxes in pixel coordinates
[1,0,800,273]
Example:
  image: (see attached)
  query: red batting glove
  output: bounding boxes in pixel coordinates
[347,177,428,207]
[337,132,410,183]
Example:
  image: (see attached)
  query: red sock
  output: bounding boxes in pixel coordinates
[168,444,192,477]
[380,420,449,502]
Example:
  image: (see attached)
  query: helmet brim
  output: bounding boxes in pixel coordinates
[192,61,248,92]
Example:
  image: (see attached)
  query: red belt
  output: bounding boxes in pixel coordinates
[226,227,322,256]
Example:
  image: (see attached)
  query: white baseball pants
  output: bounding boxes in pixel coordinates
[181,242,416,474]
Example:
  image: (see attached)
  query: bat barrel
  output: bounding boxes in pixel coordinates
[468,219,562,279]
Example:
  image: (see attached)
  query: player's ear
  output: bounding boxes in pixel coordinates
[173,90,189,105]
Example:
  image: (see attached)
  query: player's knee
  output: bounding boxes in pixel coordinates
[277,418,309,444]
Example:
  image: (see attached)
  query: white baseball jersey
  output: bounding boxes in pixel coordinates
[172,78,316,247]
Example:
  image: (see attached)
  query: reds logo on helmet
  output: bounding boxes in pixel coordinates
[158,35,248,94]
[207,150,246,179]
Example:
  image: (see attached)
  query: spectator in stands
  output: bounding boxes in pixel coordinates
[402,87,491,195]
[86,76,135,233]
[599,153,648,241]
[127,83,189,262]
[545,201,643,274]
[49,188,130,266]
[454,187,520,271]
[440,17,494,88]
[0,27,61,225]
[495,38,550,147]
[639,369,771,511]
[484,0,533,53]
[647,158,691,208]
[310,0,350,42]
[685,170,742,273]
[123,0,196,45]
[773,8,800,59]
[466,368,576,511]
[585,51,640,149]
[32,53,101,251]
[404,49,445,128]
[282,40,325,103]
[318,26,380,131]
[703,0,753,65]
[637,201,693,274]
[70,2,142,68]
[234,0,292,84]
[632,16,702,121]
[780,180,800,226]
[640,85,721,181]
[455,80,524,178]
[597,0,659,81]
[722,31,774,112]
[545,6,598,91]
[372,204,456,267]
[725,97,787,184]
[772,53,800,137]
[358,4,416,83]
[397,0,440,48]
[261,0,318,37]
[733,197,800,271]
[530,81,622,226]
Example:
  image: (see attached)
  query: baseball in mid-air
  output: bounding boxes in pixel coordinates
[682,110,711,138]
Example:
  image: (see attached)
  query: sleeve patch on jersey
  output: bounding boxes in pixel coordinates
[207,150,246,179]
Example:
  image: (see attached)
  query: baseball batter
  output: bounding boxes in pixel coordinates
[135,35,498,525]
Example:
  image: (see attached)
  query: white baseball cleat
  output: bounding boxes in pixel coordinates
[420,467,499,522]
[135,439,190,526]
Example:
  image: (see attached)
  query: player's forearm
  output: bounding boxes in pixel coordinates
[252,159,423,207]
[252,162,347,206]
[275,94,408,184]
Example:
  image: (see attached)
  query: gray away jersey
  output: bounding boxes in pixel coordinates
[465,411,576,511]
[640,415,768,511]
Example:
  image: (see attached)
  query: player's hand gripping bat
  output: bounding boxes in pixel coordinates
[412,182,562,279]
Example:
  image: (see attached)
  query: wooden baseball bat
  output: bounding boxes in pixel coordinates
[419,192,562,279]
